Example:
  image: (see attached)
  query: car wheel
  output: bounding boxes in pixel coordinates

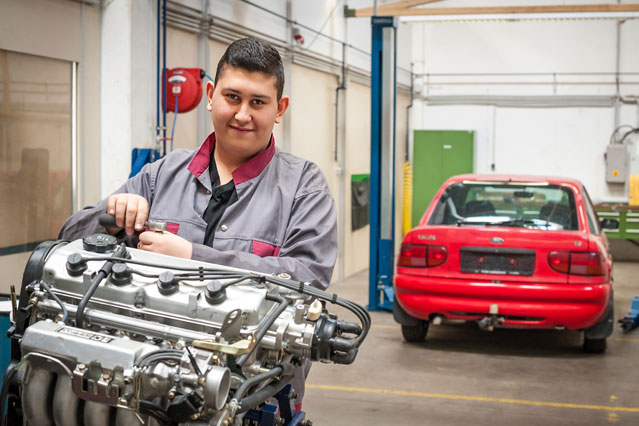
[583,336,607,354]
[401,321,429,342]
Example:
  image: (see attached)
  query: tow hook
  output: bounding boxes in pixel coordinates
[478,304,504,331]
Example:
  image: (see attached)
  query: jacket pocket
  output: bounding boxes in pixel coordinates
[252,240,281,258]
[166,222,180,235]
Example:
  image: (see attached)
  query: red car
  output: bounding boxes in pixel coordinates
[394,174,616,353]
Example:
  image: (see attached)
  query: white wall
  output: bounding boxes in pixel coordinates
[410,8,639,203]
[101,0,157,197]
[0,0,101,291]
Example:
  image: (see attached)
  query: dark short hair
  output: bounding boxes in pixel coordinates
[215,37,285,99]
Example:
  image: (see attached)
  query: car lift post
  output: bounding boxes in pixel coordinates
[369,16,397,312]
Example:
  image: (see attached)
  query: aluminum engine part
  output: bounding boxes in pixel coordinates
[4,237,369,426]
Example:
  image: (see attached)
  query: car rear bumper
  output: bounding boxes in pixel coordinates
[394,274,611,330]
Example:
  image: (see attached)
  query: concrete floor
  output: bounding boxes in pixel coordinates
[304,262,639,426]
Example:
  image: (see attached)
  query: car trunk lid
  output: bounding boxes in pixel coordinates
[406,226,591,284]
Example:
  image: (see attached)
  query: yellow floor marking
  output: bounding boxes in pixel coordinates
[306,384,639,413]
[608,412,620,423]
[615,337,639,342]
[371,324,400,329]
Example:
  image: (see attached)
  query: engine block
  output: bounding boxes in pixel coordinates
[3,237,370,426]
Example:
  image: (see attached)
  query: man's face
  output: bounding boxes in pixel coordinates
[206,66,288,162]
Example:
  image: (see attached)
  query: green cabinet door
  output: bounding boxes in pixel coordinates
[411,130,474,227]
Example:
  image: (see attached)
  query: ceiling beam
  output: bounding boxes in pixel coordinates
[351,0,445,18]
[351,3,639,18]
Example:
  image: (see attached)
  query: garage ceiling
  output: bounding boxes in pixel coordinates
[349,0,639,18]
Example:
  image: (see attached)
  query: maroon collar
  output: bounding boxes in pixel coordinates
[187,132,275,185]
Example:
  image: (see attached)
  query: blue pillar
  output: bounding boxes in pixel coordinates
[369,16,397,312]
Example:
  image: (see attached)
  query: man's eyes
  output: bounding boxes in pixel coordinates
[224,94,265,106]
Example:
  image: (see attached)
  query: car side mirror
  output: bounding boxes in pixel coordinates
[600,218,619,230]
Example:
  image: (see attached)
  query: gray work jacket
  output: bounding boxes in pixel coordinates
[59,132,338,289]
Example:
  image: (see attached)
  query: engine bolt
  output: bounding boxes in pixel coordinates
[102,373,110,381]
[190,414,199,420]
[168,391,176,400]
[78,363,86,371]
[175,341,184,349]
[198,377,206,386]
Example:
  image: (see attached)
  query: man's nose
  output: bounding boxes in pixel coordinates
[234,102,251,123]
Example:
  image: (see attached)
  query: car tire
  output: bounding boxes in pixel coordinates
[401,321,429,342]
[583,336,607,354]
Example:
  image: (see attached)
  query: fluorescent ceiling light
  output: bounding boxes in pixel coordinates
[400,11,639,23]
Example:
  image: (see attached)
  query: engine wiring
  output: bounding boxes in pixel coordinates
[236,293,288,367]
[36,280,69,324]
[75,244,127,329]
[70,254,372,346]
[138,349,184,368]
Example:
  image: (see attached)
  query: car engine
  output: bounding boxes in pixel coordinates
[2,235,370,426]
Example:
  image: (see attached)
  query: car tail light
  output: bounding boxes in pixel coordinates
[398,244,448,268]
[428,245,448,267]
[548,251,606,276]
[548,251,570,273]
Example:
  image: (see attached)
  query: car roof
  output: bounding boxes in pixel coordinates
[445,174,584,188]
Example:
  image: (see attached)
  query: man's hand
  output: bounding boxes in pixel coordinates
[106,193,149,235]
[138,231,193,259]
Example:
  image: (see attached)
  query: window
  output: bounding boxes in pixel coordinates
[0,49,72,255]
[581,188,601,236]
[428,181,578,231]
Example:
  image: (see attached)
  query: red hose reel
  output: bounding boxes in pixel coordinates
[164,68,205,113]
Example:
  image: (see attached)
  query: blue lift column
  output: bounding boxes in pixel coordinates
[369,16,397,312]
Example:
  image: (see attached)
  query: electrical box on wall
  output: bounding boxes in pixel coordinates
[605,144,628,184]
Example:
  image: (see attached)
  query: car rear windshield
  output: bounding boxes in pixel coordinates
[428,181,579,231]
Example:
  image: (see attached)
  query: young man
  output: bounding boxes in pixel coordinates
[60,37,337,289]
[59,37,337,411]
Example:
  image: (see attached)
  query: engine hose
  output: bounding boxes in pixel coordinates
[76,244,127,328]
[138,350,184,368]
[81,256,249,274]
[233,363,295,403]
[237,373,296,414]
[236,293,288,367]
[139,399,173,426]
[265,276,371,347]
[37,280,69,324]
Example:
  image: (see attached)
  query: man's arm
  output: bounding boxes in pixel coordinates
[191,188,337,289]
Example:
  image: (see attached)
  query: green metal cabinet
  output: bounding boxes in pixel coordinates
[411,130,474,227]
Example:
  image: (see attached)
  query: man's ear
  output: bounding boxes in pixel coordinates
[206,81,215,111]
[274,96,289,124]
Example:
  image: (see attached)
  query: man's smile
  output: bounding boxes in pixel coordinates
[229,125,254,133]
